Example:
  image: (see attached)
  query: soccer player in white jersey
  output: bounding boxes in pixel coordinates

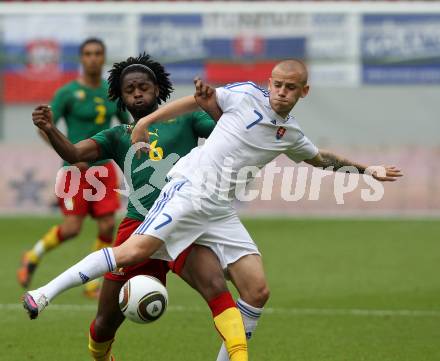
[24,59,402,361]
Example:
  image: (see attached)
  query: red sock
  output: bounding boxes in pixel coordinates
[208,291,236,317]
[89,319,114,343]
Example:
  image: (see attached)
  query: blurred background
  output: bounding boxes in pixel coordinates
[0,1,439,216]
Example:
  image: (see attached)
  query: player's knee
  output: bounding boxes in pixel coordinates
[256,284,270,306]
[244,283,270,308]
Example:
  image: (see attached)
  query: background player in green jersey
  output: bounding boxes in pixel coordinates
[29,54,249,361]
[18,38,129,298]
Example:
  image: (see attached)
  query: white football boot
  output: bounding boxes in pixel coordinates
[23,290,49,319]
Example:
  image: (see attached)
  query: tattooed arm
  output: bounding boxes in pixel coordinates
[305,149,403,182]
[305,150,367,173]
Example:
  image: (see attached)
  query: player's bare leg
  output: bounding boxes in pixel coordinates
[179,245,229,300]
[23,233,164,319]
[216,254,269,361]
[228,255,270,308]
[88,278,124,361]
[112,234,163,265]
[177,245,248,361]
[84,213,115,299]
[18,214,84,288]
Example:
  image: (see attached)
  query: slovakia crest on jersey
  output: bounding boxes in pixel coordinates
[276,126,287,140]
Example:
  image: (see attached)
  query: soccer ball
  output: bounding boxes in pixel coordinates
[119,275,168,324]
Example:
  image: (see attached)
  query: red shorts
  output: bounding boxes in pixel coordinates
[104,218,193,284]
[56,161,120,218]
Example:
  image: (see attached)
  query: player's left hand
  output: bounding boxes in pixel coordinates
[130,122,150,159]
[194,77,223,121]
[366,165,403,182]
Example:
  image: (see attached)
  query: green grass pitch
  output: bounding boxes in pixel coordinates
[1,217,439,361]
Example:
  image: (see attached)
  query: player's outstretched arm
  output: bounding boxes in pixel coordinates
[32,105,100,164]
[131,95,199,147]
[131,78,220,149]
[305,149,403,182]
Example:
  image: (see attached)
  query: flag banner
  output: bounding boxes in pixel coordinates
[3,15,84,103]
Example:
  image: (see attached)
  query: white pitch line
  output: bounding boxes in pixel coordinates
[3,303,440,318]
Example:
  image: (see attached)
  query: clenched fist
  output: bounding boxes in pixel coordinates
[32,105,54,133]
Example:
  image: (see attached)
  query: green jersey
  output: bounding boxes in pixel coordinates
[51,80,129,166]
[92,112,215,221]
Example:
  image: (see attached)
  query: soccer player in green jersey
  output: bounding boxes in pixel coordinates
[18,38,129,298]
[28,54,249,361]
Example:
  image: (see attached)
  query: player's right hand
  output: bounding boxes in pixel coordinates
[32,105,54,133]
[130,121,150,159]
[366,165,403,182]
[193,77,223,122]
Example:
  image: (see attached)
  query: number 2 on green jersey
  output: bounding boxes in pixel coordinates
[95,104,107,124]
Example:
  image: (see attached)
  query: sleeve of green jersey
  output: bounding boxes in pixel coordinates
[91,126,123,160]
[50,87,70,125]
[190,111,216,138]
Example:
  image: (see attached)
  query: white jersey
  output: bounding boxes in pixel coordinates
[169,81,318,202]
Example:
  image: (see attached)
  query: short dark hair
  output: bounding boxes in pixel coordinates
[79,38,106,55]
[108,53,173,112]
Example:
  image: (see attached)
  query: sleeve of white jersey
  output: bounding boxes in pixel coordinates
[285,134,319,163]
[216,82,267,113]
[215,86,236,113]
